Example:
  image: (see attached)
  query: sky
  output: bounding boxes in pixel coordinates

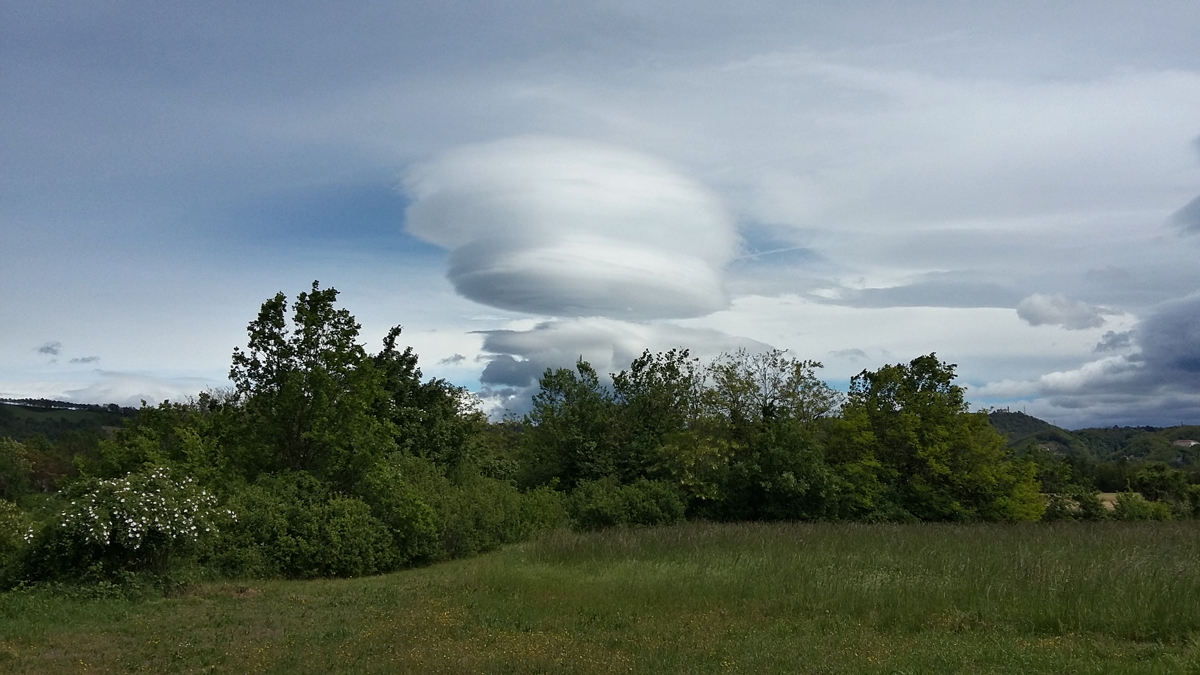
[3,1,1200,428]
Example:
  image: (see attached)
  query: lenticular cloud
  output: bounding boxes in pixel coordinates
[403,137,736,319]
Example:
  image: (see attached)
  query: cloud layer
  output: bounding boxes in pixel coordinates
[1016,293,1112,330]
[404,137,737,319]
[978,295,1200,426]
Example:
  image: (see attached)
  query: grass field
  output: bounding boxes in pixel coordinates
[1,521,1198,673]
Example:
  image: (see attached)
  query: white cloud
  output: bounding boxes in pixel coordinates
[1016,293,1113,330]
[0,371,215,409]
[683,293,1121,385]
[403,136,737,319]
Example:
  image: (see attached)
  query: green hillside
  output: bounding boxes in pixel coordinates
[0,400,136,441]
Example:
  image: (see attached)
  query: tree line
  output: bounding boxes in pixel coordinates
[1,282,1196,591]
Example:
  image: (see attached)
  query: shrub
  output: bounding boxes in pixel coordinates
[435,476,565,558]
[0,499,32,572]
[389,454,566,559]
[211,472,395,579]
[17,467,230,584]
[1112,491,1171,521]
[1041,486,1110,522]
[568,478,686,531]
[357,461,441,564]
[0,438,32,501]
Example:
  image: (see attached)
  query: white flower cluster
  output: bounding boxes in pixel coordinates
[55,467,235,552]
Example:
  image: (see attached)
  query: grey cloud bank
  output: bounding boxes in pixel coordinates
[980,295,1200,426]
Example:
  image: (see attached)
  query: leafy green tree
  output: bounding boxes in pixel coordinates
[704,349,842,441]
[1132,462,1189,503]
[0,438,31,501]
[85,394,236,483]
[229,281,394,489]
[1112,491,1171,521]
[374,326,486,474]
[520,359,620,489]
[612,349,705,481]
[689,350,843,520]
[566,477,685,530]
[833,354,1043,522]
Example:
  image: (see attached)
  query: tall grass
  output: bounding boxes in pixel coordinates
[520,521,1200,640]
[2,521,1198,673]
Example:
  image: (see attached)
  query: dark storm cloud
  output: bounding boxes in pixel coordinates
[1138,294,1200,375]
[1093,330,1133,353]
[829,348,868,360]
[981,294,1200,426]
[479,355,545,388]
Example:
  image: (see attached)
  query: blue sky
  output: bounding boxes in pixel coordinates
[3,1,1200,426]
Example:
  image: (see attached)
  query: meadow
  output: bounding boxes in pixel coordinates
[2,520,1198,674]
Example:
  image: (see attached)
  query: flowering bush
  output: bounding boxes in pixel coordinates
[19,467,234,582]
[0,499,33,570]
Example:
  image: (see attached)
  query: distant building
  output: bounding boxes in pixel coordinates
[1172,439,1199,448]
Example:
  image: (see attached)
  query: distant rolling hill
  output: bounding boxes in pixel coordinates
[988,409,1200,467]
[0,398,137,441]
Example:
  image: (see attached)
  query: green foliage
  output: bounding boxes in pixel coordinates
[0,400,135,442]
[374,327,485,472]
[704,349,842,436]
[0,499,33,572]
[708,421,842,521]
[83,393,239,484]
[229,281,395,489]
[356,460,441,564]
[389,454,566,559]
[1042,485,1110,522]
[567,477,686,530]
[0,438,32,501]
[210,472,393,579]
[1132,462,1190,502]
[610,349,705,479]
[16,467,229,584]
[1112,491,1172,521]
[836,354,1044,522]
[520,359,620,489]
[651,430,736,504]
[25,280,1200,591]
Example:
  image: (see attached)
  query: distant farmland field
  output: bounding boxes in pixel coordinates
[2,521,1199,673]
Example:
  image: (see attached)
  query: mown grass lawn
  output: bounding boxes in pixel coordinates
[2,521,1199,673]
